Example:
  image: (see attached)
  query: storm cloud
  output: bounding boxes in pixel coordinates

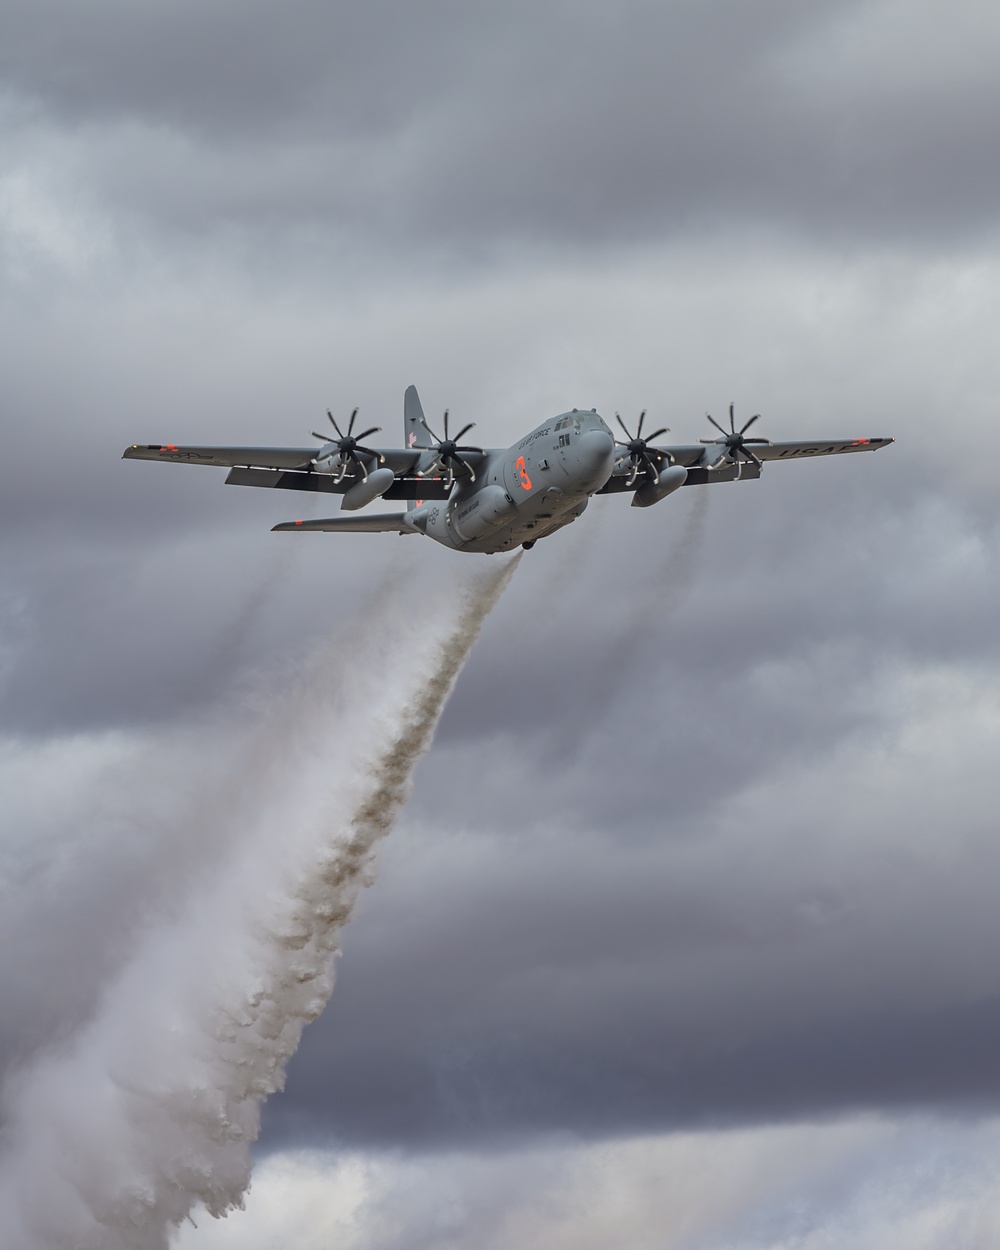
[2,0,1000,1244]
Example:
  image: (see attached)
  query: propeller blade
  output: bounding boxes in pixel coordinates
[443,449,478,481]
[739,413,761,436]
[326,409,344,438]
[616,412,632,439]
[353,426,382,442]
[706,413,727,436]
[453,422,476,443]
[729,403,736,434]
[352,443,387,463]
[346,407,359,436]
[743,447,763,469]
[442,409,450,440]
[637,409,647,437]
[646,427,668,442]
[311,431,333,442]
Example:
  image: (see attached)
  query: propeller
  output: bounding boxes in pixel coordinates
[311,407,384,482]
[615,410,669,488]
[417,409,483,486]
[700,403,768,478]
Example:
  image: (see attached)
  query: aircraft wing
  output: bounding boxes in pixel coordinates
[121,442,459,498]
[751,437,894,460]
[598,434,893,494]
[648,437,894,468]
[122,443,423,473]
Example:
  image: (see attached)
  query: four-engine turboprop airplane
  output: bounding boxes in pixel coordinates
[123,385,893,554]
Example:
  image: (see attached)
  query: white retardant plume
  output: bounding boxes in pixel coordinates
[0,555,519,1250]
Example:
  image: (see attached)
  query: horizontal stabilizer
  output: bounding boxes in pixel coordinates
[272,513,411,534]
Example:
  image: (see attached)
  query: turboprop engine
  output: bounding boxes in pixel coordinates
[699,404,769,476]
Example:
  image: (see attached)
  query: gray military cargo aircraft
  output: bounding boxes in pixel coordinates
[124,385,893,554]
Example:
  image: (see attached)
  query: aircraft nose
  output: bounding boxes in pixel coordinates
[576,428,615,483]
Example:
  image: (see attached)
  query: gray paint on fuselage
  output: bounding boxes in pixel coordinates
[411,410,615,554]
[126,394,893,548]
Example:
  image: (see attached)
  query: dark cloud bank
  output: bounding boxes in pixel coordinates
[2,0,1000,1189]
[2,0,1000,251]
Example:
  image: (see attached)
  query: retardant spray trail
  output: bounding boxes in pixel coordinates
[0,554,519,1250]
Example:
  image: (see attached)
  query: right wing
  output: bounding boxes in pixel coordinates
[122,443,465,500]
[122,443,423,473]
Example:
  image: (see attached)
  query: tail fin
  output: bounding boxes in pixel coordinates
[404,385,434,510]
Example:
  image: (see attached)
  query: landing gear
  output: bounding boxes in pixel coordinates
[522,540,536,550]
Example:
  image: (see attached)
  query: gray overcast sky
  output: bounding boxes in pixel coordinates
[3,1,1000,1246]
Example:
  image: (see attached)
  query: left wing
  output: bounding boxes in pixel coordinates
[598,435,893,492]
[750,437,894,460]
[639,437,894,468]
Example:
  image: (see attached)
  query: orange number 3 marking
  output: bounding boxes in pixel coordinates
[515,456,532,490]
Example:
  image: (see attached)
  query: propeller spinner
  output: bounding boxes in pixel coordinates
[417,409,483,486]
[311,407,384,483]
[615,410,669,488]
[701,404,769,478]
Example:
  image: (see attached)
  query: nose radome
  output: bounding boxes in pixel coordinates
[576,428,615,480]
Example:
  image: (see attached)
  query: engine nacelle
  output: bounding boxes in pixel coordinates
[313,449,341,474]
[450,483,516,541]
[341,466,396,511]
[700,444,728,470]
[631,464,688,508]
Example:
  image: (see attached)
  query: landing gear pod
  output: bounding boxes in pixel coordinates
[450,484,516,541]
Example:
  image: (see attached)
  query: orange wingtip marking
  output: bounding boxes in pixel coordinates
[294,519,303,525]
[161,444,178,450]
[851,438,871,445]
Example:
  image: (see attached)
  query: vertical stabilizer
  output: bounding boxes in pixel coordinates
[404,385,433,510]
[404,385,434,450]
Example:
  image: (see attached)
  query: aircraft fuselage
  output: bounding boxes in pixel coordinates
[408,409,615,553]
